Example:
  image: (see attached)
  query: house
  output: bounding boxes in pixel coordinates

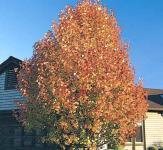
[0,56,59,150]
[0,56,163,150]
[124,88,163,150]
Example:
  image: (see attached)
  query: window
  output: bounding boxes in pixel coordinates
[127,124,143,143]
[5,68,17,90]
[13,127,23,147]
[135,125,143,142]
[0,123,55,148]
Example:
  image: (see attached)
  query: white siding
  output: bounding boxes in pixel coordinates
[95,111,163,150]
[124,145,143,150]
[99,144,144,150]
[0,72,24,110]
[145,112,163,148]
[124,112,163,150]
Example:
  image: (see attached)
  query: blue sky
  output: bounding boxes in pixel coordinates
[0,0,163,89]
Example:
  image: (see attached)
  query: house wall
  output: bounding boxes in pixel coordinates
[0,70,59,149]
[0,72,23,110]
[123,111,163,150]
[0,111,60,150]
[124,145,144,150]
[145,112,163,148]
[100,143,144,150]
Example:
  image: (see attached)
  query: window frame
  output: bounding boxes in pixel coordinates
[126,123,144,145]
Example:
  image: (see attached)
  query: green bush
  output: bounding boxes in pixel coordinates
[114,146,124,150]
[148,146,158,150]
[158,147,163,150]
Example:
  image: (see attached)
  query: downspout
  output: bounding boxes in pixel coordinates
[143,119,146,150]
[132,137,135,150]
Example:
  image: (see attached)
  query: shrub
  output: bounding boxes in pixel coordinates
[148,146,158,150]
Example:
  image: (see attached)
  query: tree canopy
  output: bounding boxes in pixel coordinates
[16,0,148,149]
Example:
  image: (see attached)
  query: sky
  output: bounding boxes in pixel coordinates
[0,0,163,89]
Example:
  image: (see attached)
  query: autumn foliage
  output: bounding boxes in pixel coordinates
[17,0,148,149]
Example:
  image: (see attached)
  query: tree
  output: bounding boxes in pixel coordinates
[16,0,148,149]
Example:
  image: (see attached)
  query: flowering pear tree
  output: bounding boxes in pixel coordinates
[16,0,148,149]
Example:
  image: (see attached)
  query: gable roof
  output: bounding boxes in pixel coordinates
[0,56,22,74]
[145,88,163,95]
[147,100,163,111]
[145,88,163,112]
